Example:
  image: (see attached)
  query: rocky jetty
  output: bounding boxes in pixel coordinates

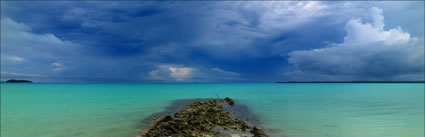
[137,98,268,137]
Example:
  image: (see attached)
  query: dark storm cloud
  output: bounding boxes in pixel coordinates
[1,1,423,82]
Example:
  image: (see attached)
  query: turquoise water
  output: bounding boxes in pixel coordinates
[1,83,424,137]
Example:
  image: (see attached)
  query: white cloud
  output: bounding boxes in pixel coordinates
[211,68,240,76]
[256,1,328,31]
[1,71,46,78]
[287,7,424,80]
[148,64,195,81]
[148,64,242,82]
[1,18,78,76]
[6,56,25,63]
[168,66,193,81]
[0,18,77,58]
[1,18,31,31]
[51,61,66,72]
[343,7,411,45]
[1,18,74,50]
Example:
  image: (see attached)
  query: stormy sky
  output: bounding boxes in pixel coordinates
[1,1,424,82]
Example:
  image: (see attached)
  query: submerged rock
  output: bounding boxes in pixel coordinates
[251,127,268,137]
[137,98,268,137]
[224,97,235,106]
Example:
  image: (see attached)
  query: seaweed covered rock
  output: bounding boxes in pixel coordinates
[137,98,267,137]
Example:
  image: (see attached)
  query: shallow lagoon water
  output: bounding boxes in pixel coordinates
[1,83,424,137]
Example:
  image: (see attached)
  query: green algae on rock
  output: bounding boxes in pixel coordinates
[137,98,268,137]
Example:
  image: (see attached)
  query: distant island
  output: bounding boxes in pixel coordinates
[3,79,33,83]
[276,81,425,83]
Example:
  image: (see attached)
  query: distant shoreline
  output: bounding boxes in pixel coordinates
[1,79,33,83]
[276,81,425,84]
